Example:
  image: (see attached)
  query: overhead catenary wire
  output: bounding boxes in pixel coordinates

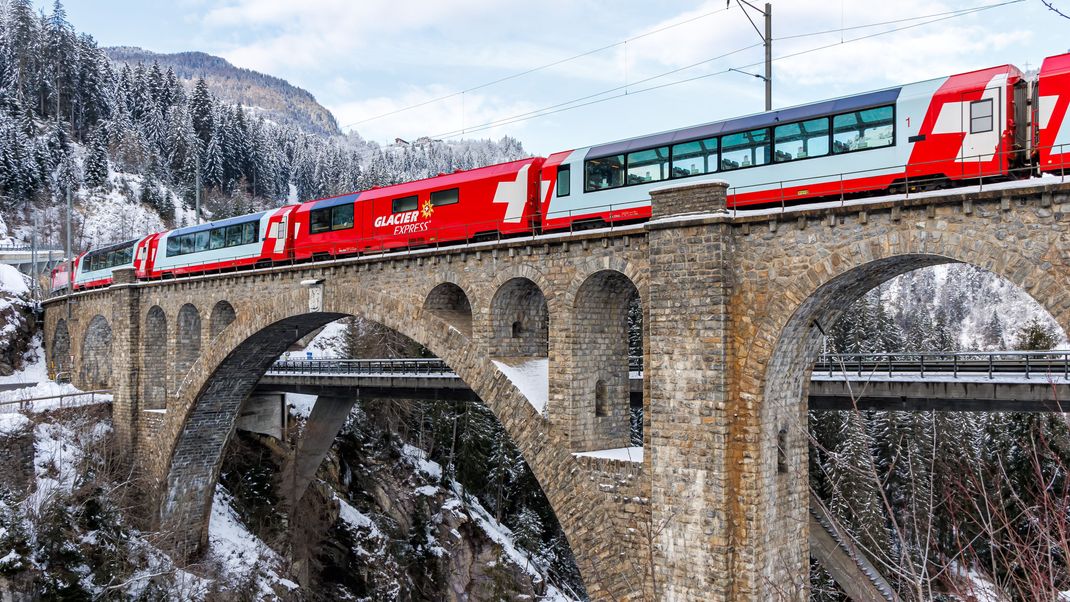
[338,5,734,129]
[421,0,1024,141]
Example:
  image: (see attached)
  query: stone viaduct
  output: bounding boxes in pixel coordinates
[42,177,1070,600]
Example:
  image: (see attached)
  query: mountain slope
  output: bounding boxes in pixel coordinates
[104,46,341,137]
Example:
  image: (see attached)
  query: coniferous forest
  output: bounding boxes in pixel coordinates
[3,1,1070,599]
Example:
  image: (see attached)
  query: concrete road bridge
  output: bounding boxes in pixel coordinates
[41,177,1070,600]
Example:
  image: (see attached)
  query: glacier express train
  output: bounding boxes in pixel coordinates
[53,52,1070,292]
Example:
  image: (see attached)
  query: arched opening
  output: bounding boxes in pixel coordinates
[162,308,587,597]
[766,257,1070,597]
[489,278,548,359]
[80,315,112,389]
[175,303,202,381]
[142,306,168,411]
[594,380,607,417]
[571,270,641,451]
[209,300,236,339]
[422,282,473,337]
[51,319,70,378]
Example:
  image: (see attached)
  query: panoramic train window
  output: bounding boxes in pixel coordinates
[671,137,718,178]
[167,219,261,257]
[180,235,194,255]
[210,228,225,250]
[720,128,769,171]
[585,154,625,191]
[557,164,570,197]
[392,195,418,213]
[310,207,331,234]
[195,231,210,253]
[970,98,994,133]
[311,204,353,234]
[774,117,830,162]
[626,146,669,184]
[331,203,354,229]
[431,188,459,206]
[833,105,894,153]
[242,222,257,245]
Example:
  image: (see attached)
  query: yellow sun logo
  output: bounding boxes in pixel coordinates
[421,199,434,219]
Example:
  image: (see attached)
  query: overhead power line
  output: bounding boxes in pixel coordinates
[421,0,1024,141]
[338,5,733,129]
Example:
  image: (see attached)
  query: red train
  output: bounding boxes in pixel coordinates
[54,52,1070,292]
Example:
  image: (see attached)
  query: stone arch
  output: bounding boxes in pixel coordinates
[155,285,627,599]
[747,226,1070,585]
[489,277,549,359]
[142,306,168,410]
[51,319,70,378]
[422,282,473,337]
[208,301,236,339]
[175,304,202,383]
[569,269,641,451]
[79,315,112,389]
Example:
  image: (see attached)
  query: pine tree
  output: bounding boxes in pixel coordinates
[1013,317,1059,350]
[189,77,213,146]
[982,310,1004,350]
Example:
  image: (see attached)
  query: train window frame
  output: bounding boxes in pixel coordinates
[720,127,770,172]
[773,117,830,163]
[970,98,994,134]
[309,207,332,234]
[392,195,418,213]
[430,188,459,207]
[166,237,179,257]
[670,137,718,179]
[209,228,225,250]
[626,146,670,185]
[225,225,243,247]
[557,164,571,197]
[832,104,895,154]
[179,235,194,255]
[241,222,257,246]
[331,203,354,230]
[584,154,625,192]
[194,231,210,252]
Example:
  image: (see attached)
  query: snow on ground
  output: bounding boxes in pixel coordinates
[79,174,167,247]
[26,414,111,515]
[0,381,111,413]
[299,320,348,359]
[0,333,47,387]
[285,392,318,420]
[208,486,297,597]
[572,446,644,463]
[401,443,443,480]
[447,481,580,601]
[492,358,549,413]
[0,264,29,296]
[0,412,30,435]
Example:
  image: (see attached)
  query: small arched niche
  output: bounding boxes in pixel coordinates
[423,282,473,337]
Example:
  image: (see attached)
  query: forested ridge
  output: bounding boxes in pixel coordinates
[0,0,526,250]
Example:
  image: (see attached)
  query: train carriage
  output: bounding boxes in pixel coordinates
[1036,52,1070,173]
[290,157,544,260]
[145,208,293,278]
[539,63,1026,228]
[67,236,152,290]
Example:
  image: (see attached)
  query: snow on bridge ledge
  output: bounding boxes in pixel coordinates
[572,446,644,463]
[491,358,549,414]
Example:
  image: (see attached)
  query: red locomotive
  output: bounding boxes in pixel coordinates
[54,51,1070,293]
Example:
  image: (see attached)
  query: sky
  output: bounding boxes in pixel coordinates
[39,0,1069,154]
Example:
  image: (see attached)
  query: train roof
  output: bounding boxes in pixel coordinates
[586,87,902,161]
[305,157,542,210]
[168,211,269,236]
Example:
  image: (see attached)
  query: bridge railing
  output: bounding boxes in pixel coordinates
[0,389,112,413]
[816,350,1070,380]
[268,356,646,376]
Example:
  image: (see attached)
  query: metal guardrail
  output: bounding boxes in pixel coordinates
[816,351,1070,380]
[269,357,645,375]
[0,389,112,412]
[273,353,1070,382]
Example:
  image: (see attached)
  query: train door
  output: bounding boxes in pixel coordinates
[959,85,1002,178]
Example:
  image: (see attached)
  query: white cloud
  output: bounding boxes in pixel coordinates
[329,85,540,143]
